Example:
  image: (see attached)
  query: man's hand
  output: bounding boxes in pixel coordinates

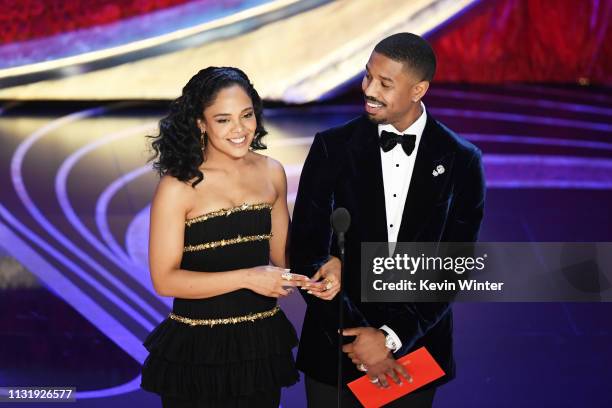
[304,256,341,300]
[341,327,389,367]
[365,357,413,388]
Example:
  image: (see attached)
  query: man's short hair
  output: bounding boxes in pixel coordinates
[373,33,437,82]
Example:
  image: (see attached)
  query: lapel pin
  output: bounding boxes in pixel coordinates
[432,164,445,177]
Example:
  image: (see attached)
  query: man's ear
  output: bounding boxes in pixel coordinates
[412,81,430,103]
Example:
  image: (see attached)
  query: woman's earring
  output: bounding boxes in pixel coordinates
[200,132,206,150]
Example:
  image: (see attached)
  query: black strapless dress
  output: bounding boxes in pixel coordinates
[141,203,299,407]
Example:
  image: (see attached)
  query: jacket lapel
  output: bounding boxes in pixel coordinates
[348,116,388,243]
[397,114,455,242]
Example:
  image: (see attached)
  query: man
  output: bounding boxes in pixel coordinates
[290,33,486,407]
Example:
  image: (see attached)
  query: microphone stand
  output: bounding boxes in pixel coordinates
[337,232,345,408]
[331,207,350,408]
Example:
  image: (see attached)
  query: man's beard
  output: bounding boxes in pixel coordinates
[365,113,387,124]
[363,95,388,124]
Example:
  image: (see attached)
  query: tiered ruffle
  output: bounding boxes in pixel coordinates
[141,310,299,399]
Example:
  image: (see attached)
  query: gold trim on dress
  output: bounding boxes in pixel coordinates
[183,233,272,252]
[168,305,280,327]
[185,202,273,227]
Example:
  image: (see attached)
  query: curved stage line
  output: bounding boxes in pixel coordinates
[54,121,171,306]
[0,0,330,89]
[10,107,161,330]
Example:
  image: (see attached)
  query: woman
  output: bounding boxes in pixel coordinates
[141,67,314,407]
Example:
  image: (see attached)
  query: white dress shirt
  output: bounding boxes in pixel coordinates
[379,102,427,244]
[377,102,427,352]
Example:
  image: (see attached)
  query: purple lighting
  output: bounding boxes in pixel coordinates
[55,121,168,315]
[10,107,158,331]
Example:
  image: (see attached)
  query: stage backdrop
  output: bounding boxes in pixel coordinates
[0,0,610,101]
[429,0,612,85]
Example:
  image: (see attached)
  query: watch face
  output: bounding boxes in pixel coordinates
[385,336,396,350]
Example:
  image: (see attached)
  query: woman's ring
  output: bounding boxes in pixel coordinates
[281,272,293,281]
[357,363,367,372]
[369,377,380,384]
[324,278,334,291]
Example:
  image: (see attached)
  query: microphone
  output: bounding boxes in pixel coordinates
[331,207,351,251]
[331,207,350,408]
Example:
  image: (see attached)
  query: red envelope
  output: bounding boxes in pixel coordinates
[347,347,445,408]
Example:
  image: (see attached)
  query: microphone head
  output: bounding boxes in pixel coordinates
[331,207,351,234]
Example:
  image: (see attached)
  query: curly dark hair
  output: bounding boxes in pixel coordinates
[148,66,267,187]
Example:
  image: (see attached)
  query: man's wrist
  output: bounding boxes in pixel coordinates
[379,325,402,353]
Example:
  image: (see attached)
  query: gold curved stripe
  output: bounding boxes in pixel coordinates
[168,306,280,327]
[183,233,272,252]
[185,202,272,227]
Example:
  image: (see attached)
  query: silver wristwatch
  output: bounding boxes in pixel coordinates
[380,327,399,351]
[384,333,399,351]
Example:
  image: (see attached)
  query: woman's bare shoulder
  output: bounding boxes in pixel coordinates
[249,151,285,175]
[256,154,287,197]
[246,152,286,201]
[154,175,195,207]
[157,174,191,191]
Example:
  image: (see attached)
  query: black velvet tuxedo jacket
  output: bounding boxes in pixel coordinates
[290,113,486,388]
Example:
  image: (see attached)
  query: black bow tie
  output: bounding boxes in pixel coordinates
[379,130,416,155]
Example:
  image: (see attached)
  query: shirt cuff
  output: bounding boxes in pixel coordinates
[379,325,402,353]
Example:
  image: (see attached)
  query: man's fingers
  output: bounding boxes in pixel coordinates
[387,368,402,385]
[312,288,339,300]
[348,353,363,366]
[342,343,354,354]
[311,270,322,281]
[316,281,340,296]
[342,327,362,337]
[395,364,413,383]
[306,288,334,300]
[378,374,389,388]
[327,289,341,300]
[367,374,382,389]
[303,280,326,293]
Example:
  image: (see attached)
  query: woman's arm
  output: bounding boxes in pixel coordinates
[267,158,290,268]
[148,175,299,299]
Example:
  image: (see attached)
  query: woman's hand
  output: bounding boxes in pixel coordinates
[305,256,341,300]
[244,266,310,298]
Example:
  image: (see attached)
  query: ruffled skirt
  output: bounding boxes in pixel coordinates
[140,308,299,401]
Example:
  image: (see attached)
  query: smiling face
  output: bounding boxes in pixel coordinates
[362,51,429,131]
[197,84,257,160]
